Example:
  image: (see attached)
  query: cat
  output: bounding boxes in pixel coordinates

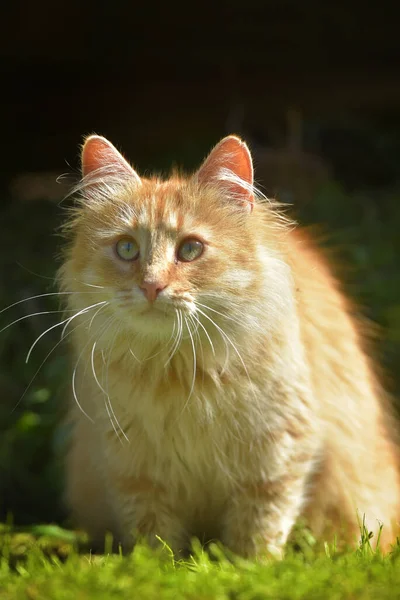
[60,133,400,558]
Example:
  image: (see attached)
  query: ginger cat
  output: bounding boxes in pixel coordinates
[61,134,400,557]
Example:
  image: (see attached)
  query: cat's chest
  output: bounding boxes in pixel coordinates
[104,360,238,440]
[96,358,270,485]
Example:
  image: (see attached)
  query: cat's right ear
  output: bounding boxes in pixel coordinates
[195,135,254,212]
[81,135,141,184]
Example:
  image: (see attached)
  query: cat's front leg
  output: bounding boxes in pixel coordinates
[221,405,318,560]
[113,477,188,556]
[221,472,311,559]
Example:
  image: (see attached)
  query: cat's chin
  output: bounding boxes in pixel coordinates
[129,305,177,338]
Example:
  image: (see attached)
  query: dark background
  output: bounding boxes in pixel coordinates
[1,1,400,526]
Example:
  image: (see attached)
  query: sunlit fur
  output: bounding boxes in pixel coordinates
[61,135,400,557]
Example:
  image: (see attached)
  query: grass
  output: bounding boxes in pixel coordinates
[1,524,400,599]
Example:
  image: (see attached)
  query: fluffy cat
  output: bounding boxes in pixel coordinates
[61,134,400,557]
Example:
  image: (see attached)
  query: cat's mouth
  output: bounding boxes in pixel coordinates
[137,296,192,315]
[115,295,194,328]
[139,304,169,316]
[123,301,183,338]
[137,301,180,318]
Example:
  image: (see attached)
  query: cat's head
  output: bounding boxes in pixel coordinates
[61,135,292,356]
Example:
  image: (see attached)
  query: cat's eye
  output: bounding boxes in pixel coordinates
[115,237,140,261]
[177,238,204,262]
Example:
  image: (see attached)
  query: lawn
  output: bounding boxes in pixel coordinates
[1,525,400,599]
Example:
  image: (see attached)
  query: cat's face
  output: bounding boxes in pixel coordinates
[64,135,287,347]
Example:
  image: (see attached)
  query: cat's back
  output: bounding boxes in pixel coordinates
[283,227,400,546]
[285,227,376,396]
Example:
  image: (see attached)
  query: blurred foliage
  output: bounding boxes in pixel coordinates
[0,200,68,525]
[0,172,400,526]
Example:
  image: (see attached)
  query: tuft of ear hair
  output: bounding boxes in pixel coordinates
[196,135,254,211]
[81,135,141,184]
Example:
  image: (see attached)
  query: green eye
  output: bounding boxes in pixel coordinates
[115,237,140,261]
[177,238,204,262]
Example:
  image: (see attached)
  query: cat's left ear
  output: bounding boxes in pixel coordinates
[81,135,141,184]
[196,135,254,212]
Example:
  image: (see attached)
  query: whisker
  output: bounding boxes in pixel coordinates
[96,342,123,445]
[185,315,197,403]
[71,314,116,423]
[104,328,129,443]
[173,315,197,425]
[15,262,59,282]
[26,301,108,363]
[90,342,110,397]
[196,308,258,405]
[14,263,107,290]
[61,300,109,339]
[195,306,229,371]
[91,340,125,444]
[103,389,124,444]
[191,313,215,357]
[129,347,142,363]
[76,304,112,399]
[164,309,183,367]
[11,312,93,414]
[0,291,109,317]
[195,306,252,387]
[86,301,110,333]
[194,300,244,328]
[0,308,87,336]
[188,313,205,388]
[77,282,105,289]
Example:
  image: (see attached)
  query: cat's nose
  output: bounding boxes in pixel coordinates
[139,281,167,303]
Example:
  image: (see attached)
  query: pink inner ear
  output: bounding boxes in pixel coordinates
[220,137,253,185]
[81,135,140,181]
[197,136,254,210]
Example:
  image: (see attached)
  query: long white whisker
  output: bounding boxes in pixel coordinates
[191,313,215,356]
[0,308,87,336]
[11,312,94,414]
[196,306,229,370]
[164,309,182,367]
[188,313,205,388]
[91,340,123,444]
[104,328,129,443]
[91,341,109,396]
[26,301,108,363]
[129,345,142,363]
[25,317,72,364]
[77,282,105,289]
[173,316,197,425]
[194,300,243,327]
[196,308,257,402]
[15,262,108,290]
[91,342,109,398]
[94,342,123,445]
[87,301,110,332]
[164,311,178,367]
[71,369,94,423]
[195,306,252,386]
[72,314,115,422]
[103,389,123,443]
[185,315,197,403]
[0,291,106,316]
[76,305,113,402]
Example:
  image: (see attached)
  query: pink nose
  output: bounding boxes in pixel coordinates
[140,281,167,303]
